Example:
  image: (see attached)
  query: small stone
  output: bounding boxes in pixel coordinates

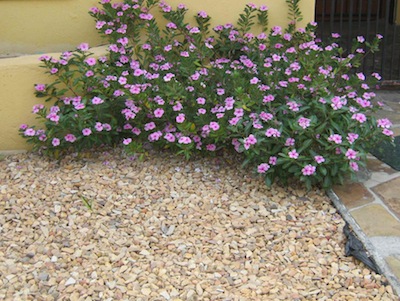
[159,290,170,300]
[38,272,49,281]
[141,287,152,296]
[26,252,35,258]
[65,277,76,286]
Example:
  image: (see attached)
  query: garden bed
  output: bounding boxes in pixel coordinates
[0,149,397,300]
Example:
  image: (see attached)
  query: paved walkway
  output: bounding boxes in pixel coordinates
[329,89,400,297]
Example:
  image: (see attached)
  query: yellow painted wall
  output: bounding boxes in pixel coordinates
[0,46,109,152]
[0,0,315,152]
[0,0,105,56]
[163,0,315,30]
[0,0,315,56]
[396,0,400,25]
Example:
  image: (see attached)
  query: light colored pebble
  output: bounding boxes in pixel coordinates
[0,149,397,300]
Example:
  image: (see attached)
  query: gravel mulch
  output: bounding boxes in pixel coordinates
[0,148,398,301]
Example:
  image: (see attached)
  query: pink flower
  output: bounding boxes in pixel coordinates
[357,36,365,43]
[263,95,275,103]
[209,122,220,131]
[377,118,392,128]
[288,149,299,159]
[287,101,301,112]
[250,77,260,84]
[166,22,177,29]
[118,76,127,85]
[198,108,206,115]
[259,111,273,121]
[85,58,96,66]
[52,138,60,147]
[74,103,85,110]
[229,117,241,125]
[265,128,280,137]
[356,73,365,81]
[345,149,358,160]
[35,84,46,92]
[189,27,200,34]
[257,163,270,173]
[64,134,77,143]
[123,138,132,145]
[328,134,342,144]
[82,128,92,136]
[20,124,28,130]
[285,138,295,146]
[103,123,111,131]
[217,88,225,95]
[92,97,104,105]
[163,73,175,82]
[139,13,153,20]
[164,133,176,143]
[352,113,367,123]
[95,122,103,131]
[206,144,216,151]
[176,113,185,123]
[269,156,277,165]
[149,131,162,141]
[24,128,36,136]
[234,108,244,117]
[372,72,382,80]
[180,51,190,57]
[178,136,192,144]
[77,43,89,51]
[132,127,141,135]
[32,104,45,114]
[298,117,311,129]
[244,134,257,150]
[196,97,206,105]
[302,164,316,176]
[383,129,394,137]
[350,161,359,172]
[347,133,359,144]
[154,108,164,118]
[144,122,156,131]
[198,10,208,18]
[314,156,325,164]
[129,85,141,94]
[46,113,59,123]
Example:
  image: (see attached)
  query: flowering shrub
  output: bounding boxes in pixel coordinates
[20,0,393,189]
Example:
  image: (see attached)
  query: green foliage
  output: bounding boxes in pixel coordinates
[19,0,393,189]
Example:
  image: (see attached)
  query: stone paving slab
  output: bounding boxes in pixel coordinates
[328,89,400,298]
[333,182,374,209]
[387,256,400,280]
[350,204,400,237]
[373,177,400,220]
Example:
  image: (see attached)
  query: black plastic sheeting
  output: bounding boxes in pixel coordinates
[343,223,381,274]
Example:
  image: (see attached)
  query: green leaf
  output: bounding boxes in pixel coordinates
[323,176,332,189]
[331,164,338,176]
[265,176,272,187]
[298,139,313,154]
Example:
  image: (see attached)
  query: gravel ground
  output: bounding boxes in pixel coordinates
[0,148,398,301]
